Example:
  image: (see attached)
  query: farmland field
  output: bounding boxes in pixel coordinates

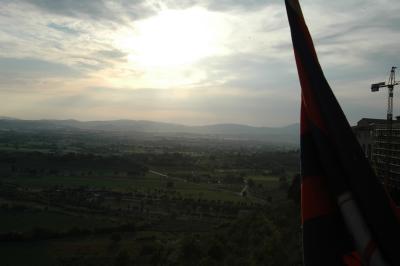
[0,209,117,233]
[0,129,301,265]
[1,172,271,203]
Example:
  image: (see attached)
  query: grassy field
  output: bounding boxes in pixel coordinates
[0,241,53,266]
[1,171,269,203]
[248,174,280,187]
[0,209,118,233]
[0,172,290,266]
[0,232,172,266]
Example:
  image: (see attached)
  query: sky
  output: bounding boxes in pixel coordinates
[1,0,400,126]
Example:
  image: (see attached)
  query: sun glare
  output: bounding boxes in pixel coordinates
[116,7,228,69]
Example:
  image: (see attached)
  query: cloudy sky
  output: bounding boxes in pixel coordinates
[1,0,400,126]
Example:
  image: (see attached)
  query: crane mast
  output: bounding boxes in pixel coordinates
[387,67,396,122]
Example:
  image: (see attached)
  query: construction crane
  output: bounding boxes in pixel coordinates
[371,66,400,190]
[371,66,399,121]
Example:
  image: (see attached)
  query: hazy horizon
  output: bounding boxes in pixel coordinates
[0,115,303,128]
[0,113,386,128]
[1,0,400,126]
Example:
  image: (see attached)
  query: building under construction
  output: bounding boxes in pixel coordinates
[353,118,400,190]
[354,66,400,193]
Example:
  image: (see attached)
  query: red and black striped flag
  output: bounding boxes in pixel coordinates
[285,0,400,265]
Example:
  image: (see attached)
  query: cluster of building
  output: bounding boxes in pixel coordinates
[353,118,400,190]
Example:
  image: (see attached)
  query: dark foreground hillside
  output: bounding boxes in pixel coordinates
[0,129,301,265]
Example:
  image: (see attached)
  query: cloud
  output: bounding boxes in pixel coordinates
[69,49,128,72]
[96,49,127,60]
[0,0,399,126]
[205,0,278,11]
[194,53,297,91]
[22,85,298,125]
[156,0,279,12]
[0,57,79,77]
[23,0,114,19]
[0,57,82,91]
[47,22,80,35]
[20,0,155,22]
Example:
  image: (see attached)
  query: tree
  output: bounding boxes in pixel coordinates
[279,176,289,190]
[247,178,255,188]
[166,181,174,189]
[207,239,225,262]
[110,233,122,243]
[114,250,130,266]
[287,174,300,204]
[180,235,203,263]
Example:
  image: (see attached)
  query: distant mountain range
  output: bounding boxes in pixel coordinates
[0,118,300,145]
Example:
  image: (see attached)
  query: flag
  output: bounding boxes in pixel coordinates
[284,0,400,265]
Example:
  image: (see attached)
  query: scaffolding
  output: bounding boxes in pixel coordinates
[372,126,400,189]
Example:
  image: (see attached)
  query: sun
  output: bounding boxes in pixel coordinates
[116,7,228,69]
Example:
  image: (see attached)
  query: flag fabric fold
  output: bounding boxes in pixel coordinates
[284,0,400,265]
